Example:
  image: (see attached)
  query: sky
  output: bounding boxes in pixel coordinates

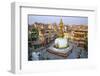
[28,15,88,25]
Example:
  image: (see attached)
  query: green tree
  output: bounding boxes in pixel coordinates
[31,28,39,41]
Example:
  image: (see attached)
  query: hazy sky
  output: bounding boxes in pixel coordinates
[28,15,88,25]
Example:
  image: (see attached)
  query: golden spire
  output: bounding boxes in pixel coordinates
[58,18,64,37]
[59,18,64,29]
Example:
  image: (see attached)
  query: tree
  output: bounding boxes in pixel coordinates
[31,28,39,41]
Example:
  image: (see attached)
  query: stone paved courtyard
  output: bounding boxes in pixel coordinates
[28,41,88,61]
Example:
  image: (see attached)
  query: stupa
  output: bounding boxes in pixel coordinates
[47,18,72,54]
[54,18,68,48]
